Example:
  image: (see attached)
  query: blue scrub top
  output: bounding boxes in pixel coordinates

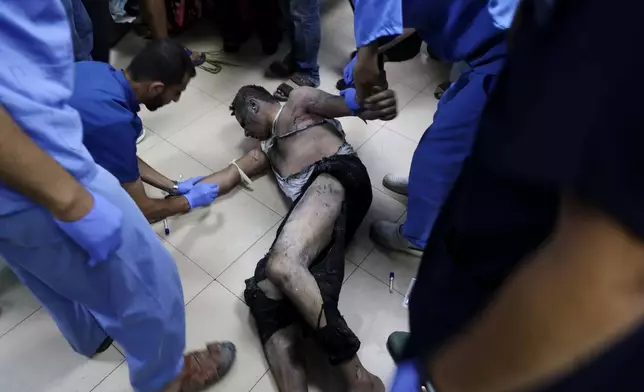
[408,0,644,390]
[0,1,98,215]
[353,0,517,73]
[71,62,142,184]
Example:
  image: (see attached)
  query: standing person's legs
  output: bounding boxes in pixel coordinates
[371,70,497,254]
[288,0,321,87]
[0,167,233,391]
[81,0,112,63]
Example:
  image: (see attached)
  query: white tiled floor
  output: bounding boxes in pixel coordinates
[0,2,450,391]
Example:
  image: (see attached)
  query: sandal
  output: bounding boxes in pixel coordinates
[179,341,237,392]
[290,72,320,88]
[273,83,294,101]
[184,48,206,67]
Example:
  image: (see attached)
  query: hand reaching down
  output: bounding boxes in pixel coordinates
[184,182,220,209]
[360,87,398,121]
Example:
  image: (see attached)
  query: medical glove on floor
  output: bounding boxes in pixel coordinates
[185,182,219,209]
[176,176,206,195]
[54,191,123,267]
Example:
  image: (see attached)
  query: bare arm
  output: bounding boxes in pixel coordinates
[430,194,644,392]
[198,148,269,195]
[289,86,397,121]
[0,107,93,222]
[121,177,190,222]
[137,157,176,192]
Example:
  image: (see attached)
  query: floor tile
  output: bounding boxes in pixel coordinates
[357,128,417,202]
[386,92,437,143]
[184,281,269,392]
[360,248,421,296]
[346,188,406,264]
[167,104,250,172]
[154,190,281,278]
[161,240,214,304]
[109,32,146,70]
[137,139,214,199]
[242,174,292,217]
[139,86,220,138]
[90,362,130,392]
[0,309,123,392]
[217,222,280,301]
[0,267,41,337]
[339,268,409,387]
[249,372,278,392]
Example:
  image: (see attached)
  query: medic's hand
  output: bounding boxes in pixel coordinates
[184,182,219,209]
[360,87,398,121]
[176,176,206,195]
[54,192,123,267]
[391,361,423,392]
[353,46,380,104]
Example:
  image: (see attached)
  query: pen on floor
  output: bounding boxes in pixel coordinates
[389,272,395,293]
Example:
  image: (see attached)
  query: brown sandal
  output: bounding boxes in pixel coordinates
[178,341,237,392]
[273,83,294,102]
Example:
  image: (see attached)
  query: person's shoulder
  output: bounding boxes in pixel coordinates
[74,61,113,76]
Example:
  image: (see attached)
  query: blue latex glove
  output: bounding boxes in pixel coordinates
[340,88,361,114]
[54,192,123,267]
[391,360,431,392]
[343,55,357,88]
[176,176,206,195]
[184,182,219,209]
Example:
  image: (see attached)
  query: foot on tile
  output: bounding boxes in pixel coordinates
[382,174,408,196]
[370,221,423,257]
[341,356,385,392]
[93,336,113,356]
[290,71,320,88]
[386,331,410,363]
[266,54,295,78]
[165,341,237,392]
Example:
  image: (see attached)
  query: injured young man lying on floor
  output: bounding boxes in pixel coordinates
[196,84,397,391]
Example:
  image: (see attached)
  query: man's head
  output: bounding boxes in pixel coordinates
[229,85,279,140]
[126,39,196,111]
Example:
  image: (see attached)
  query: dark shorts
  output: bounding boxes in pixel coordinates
[244,154,372,365]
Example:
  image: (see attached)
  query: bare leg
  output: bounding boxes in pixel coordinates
[199,149,269,195]
[266,173,342,328]
[265,174,383,391]
[264,324,308,392]
[140,0,168,38]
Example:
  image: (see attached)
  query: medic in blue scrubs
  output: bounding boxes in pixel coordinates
[0,2,235,391]
[348,0,514,256]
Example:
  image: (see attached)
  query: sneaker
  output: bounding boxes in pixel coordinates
[386,331,410,363]
[136,127,146,144]
[370,221,423,257]
[382,174,408,196]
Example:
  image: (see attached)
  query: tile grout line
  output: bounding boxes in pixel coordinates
[0,306,41,341]
[355,264,408,297]
[88,359,127,392]
[248,370,271,392]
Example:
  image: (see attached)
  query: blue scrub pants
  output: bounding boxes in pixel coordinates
[0,167,185,392]
[402,68,499,248]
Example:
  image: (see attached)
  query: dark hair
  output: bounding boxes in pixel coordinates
[127,39,196,86]
[229,85,277,118]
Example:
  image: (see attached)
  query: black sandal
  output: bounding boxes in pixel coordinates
[273,83,294,101]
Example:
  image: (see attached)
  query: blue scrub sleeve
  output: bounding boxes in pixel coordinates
[352,0,403,47]
[479,0,644,239]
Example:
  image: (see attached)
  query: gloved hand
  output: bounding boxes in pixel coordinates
[184,182,219,209]
[54,191,123,267]
[343,55,357,88]
[391,360,425,392]
[176,176,206,195]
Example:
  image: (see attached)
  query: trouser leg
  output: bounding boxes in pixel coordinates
[288,0,320,81]
[81,0,111,63]
[403,71,498,248]
[0,167,185,392]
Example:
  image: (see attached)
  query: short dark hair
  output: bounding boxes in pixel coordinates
[229,85,277,118]
[127,39,196,86]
